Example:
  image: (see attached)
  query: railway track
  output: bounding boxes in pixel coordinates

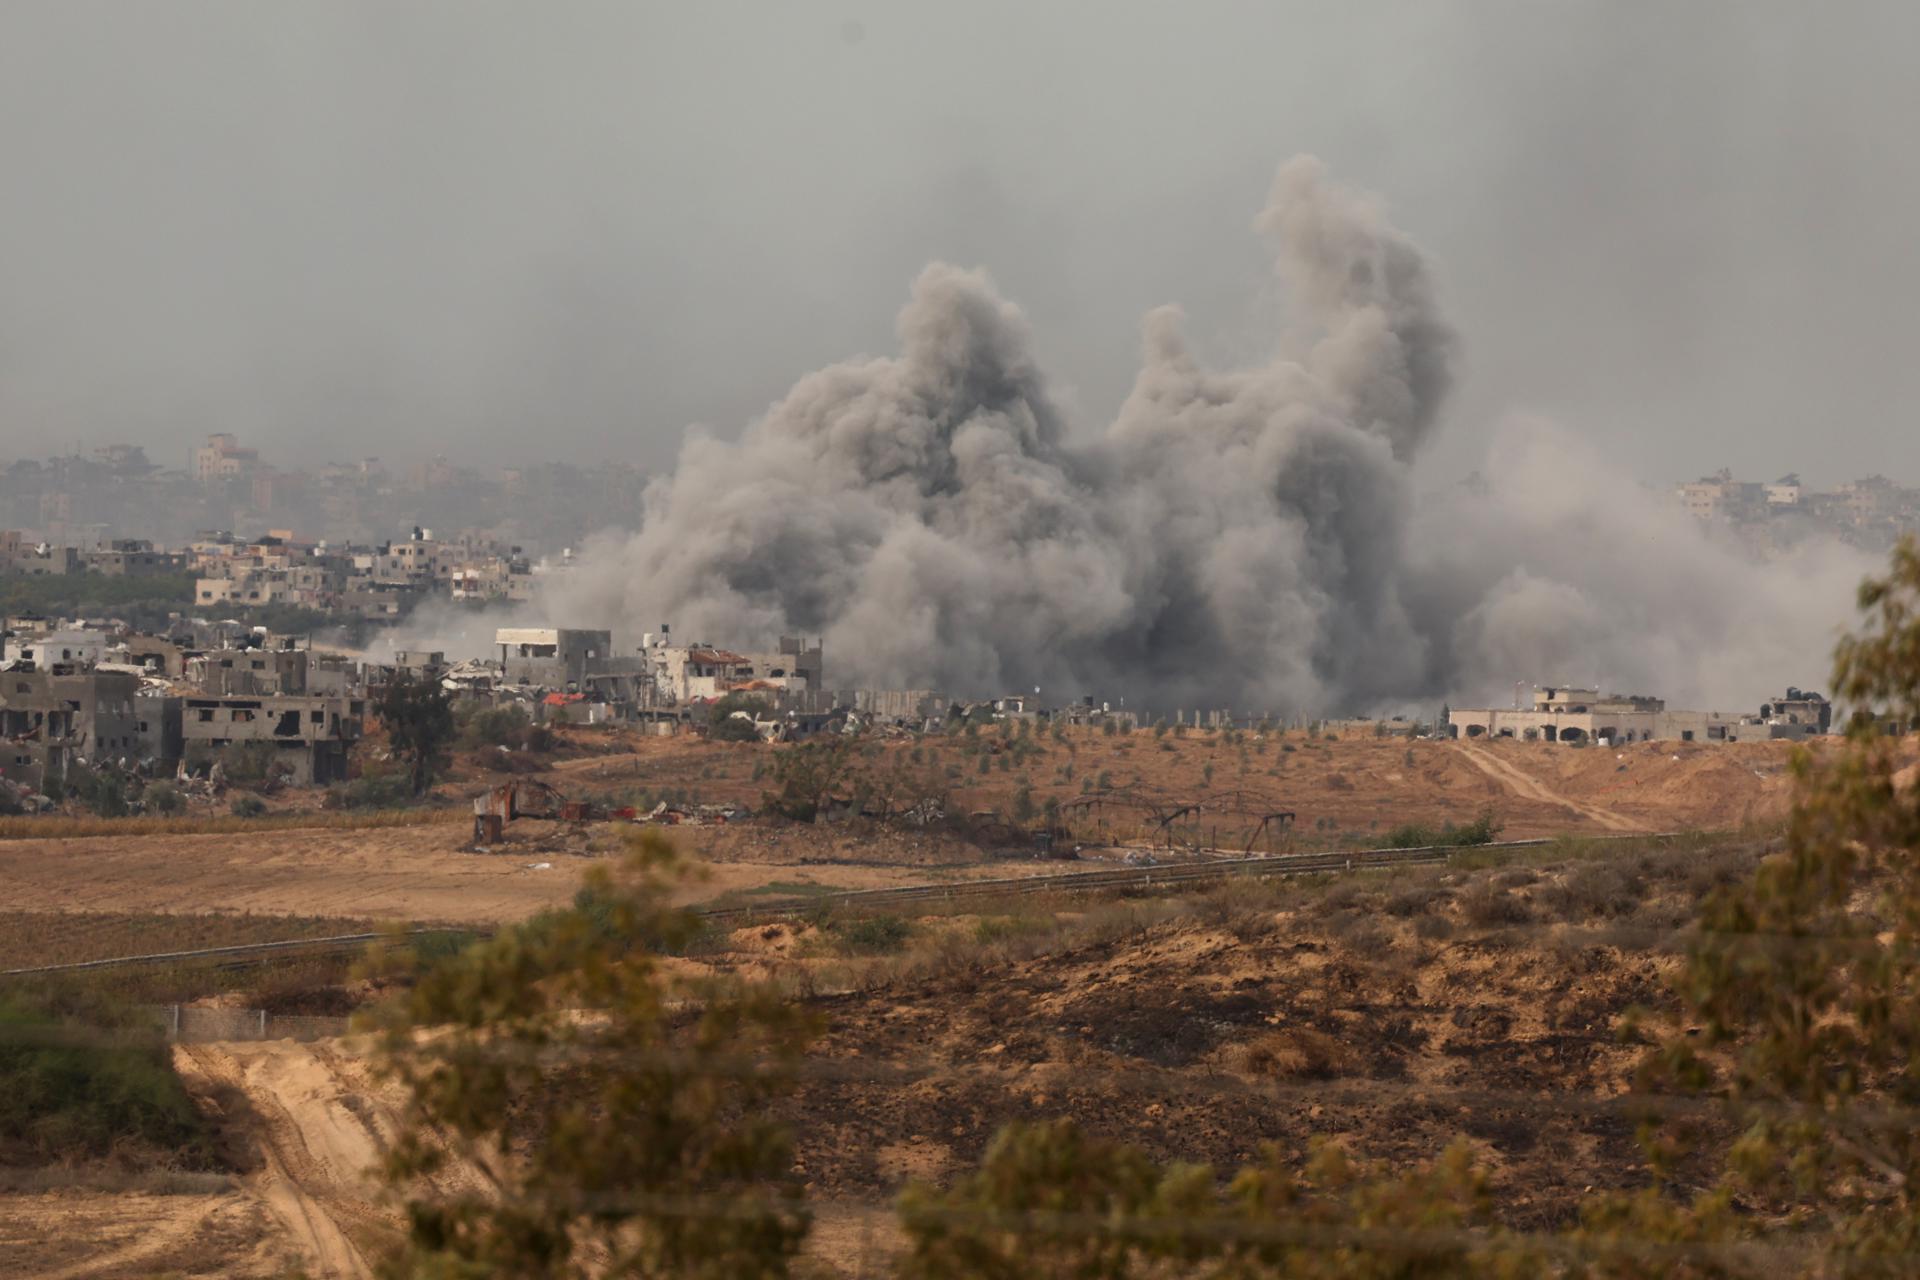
[1,833,1677,978]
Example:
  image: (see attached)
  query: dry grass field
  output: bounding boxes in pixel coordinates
[0,729,1881,1278]
[0,830,1765,1278]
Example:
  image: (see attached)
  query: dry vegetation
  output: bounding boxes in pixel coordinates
[0,910,377,972]
[0,723,1881,1278]
[0,806,462,841]
[0,824,1844,1277]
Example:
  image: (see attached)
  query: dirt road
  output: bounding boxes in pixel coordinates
[174,1040,402,1279]
[1454,741,1650,832]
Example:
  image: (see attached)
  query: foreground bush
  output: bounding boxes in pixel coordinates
[371,831,818,1277]
[899,1122,1513,1280]
[0,996,216,1168]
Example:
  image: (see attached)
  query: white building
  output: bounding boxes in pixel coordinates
[3,628,109,669]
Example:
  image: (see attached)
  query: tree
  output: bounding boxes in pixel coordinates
[898,1121,1518,1280]
[762,739,852,822]
[458,703,530,750]
[60,764,129,817]
[1624,536,1920,1269]
[707,694,769,743]
[371,832,818,1277]
[375,671,456,796]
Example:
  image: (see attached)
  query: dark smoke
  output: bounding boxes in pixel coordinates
[549,157,1868,714]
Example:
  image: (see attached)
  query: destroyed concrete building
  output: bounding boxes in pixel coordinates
[643,630,825,707]
[495,627,654,708]
[498,628,615,689]
[392,650,445,679]
[188,633,357,698]
[1447,685,1832,744]
[82,539,186,578]
[121,634,189,680]
[849,689,944,722]
[3,627,108,668]
[179,691,365,785]
[0,667,143,789]
[1759,687,1833,735]
[486,625,828,721]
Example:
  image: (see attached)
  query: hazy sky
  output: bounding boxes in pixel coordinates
[3,2,1917,486]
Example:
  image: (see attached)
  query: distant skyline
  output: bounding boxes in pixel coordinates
[11,434,1919,498]
[5,3,1920,488]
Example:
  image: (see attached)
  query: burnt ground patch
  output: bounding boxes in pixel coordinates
[1059,986,1268,1067]
[773,911,1688,1228]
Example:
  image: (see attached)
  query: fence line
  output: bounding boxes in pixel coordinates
[0,927,482,978]
[140,1003,350,1043]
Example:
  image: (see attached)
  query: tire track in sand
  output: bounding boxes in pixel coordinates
[175,1041,385,1280]
[1455,742,1649,833]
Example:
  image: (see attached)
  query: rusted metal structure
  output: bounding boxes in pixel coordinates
[471,778,569,844]
[1055,784,1297,852]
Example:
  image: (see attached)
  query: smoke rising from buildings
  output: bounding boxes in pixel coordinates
[547,157,1872,714]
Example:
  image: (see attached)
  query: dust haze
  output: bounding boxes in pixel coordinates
[3,4,1906,709]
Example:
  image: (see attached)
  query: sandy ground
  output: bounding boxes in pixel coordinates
[443,726,1819,846]
[0,1034,913,1279]
[0,732,1893,1276]
[169,1038,424,1279]
[0,836,1730,1278]
[0,823,1071,926]
[0,735,1832,929]
[0,1189,284,1279]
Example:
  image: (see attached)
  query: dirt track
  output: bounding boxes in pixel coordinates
[1454,741,1650,832]
[173,1040,398,1278]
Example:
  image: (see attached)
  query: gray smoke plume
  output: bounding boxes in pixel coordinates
[549,156,1870,713]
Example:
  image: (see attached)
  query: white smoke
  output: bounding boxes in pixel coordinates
[540,156,1871,714]
[1408,418,1869,708]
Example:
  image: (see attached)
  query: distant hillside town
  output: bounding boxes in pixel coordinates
[7,437,1918,563]
[0,433,648,555]
[1672,469,1920,554]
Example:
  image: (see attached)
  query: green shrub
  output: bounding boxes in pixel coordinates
[142,781,186,816]
[229,795,268,818]
[63,766,129,818]
[832,914,913,955]
[709,715,762,743]
[0,996,218,1167]
[1377,808,1503,850]
[334,774,412,811]
[220,741,280,787]
[460,704,531,749]
[973,915,1055,945]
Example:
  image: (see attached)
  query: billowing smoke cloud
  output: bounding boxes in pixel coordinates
[546,157,1872,714]
[1408,419,1870,709]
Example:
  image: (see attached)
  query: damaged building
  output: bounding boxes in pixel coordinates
[642,629,825,707]
[0,667,143,790]
[488,625,828,720]
[496,628,654,706]
[1447,686,1834,744]
[179,691,365,785]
